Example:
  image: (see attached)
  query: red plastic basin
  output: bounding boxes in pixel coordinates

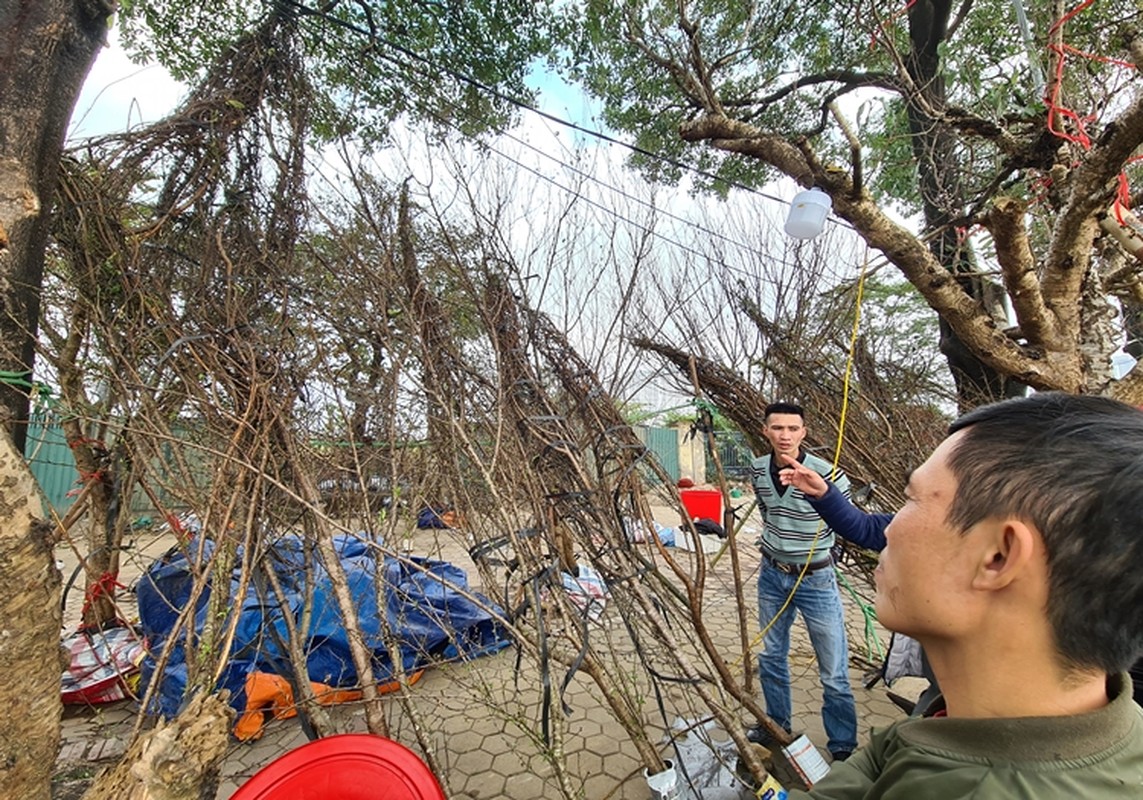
[230,733,446,800]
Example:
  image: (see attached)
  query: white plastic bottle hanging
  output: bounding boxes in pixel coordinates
[784,187,832,239]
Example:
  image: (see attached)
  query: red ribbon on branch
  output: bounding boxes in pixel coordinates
[81,571,127,620]
[1046,0,1139,222]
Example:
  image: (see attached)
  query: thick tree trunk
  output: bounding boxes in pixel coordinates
[0,0,112,449]
[905,1,1026,409]
[82,692,234,800]
[0,429,60,800]
[0,6,112,797]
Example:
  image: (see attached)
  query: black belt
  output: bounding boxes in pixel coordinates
[764,553,832,575]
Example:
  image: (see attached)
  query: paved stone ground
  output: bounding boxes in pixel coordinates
[53,502,919,799]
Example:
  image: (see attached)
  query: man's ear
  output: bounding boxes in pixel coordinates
[972,520,1039,591]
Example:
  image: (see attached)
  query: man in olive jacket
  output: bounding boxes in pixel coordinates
[789,393,1143,798]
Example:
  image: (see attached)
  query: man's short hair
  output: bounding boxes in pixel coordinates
[946,392,1143,675]
[764,402,804,421]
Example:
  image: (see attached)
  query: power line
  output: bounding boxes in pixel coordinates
[492,125,793,266]
[306,115,835,285]
[474,140,740,266]
[280,0,853,278]
[281,0,829,219]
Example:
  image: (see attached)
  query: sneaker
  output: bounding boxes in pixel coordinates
[745,725,775,747]
[746,724,791,747]
[830,750,852,763]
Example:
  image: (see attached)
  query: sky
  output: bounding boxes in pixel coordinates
[69,29,187,141]
[64,24,886,413]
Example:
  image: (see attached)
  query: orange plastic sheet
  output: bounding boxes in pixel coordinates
[234,669,424,742]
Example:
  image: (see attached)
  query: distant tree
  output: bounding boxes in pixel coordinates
[561,0,1143,407]
[2,0,555,445]
[0,3,553,797]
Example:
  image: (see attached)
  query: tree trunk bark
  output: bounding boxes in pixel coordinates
[82,692,234,800]
[905,1,1026,408]
[0,9,115,794]
[0,429,60,800]
[0,0,112,449]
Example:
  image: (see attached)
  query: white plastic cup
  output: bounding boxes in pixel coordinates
[643,759,681,800]
[784,188,832,239]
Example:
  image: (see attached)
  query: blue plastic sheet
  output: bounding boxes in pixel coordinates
[137,534,509,718]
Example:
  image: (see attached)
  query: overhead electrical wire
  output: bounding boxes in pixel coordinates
[278,0,857,284]
[306,109,844,288]
[490,126,807,269]
[278,0,832,220]
[485,143,787,271]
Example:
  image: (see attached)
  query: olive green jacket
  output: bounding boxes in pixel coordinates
[794,672,1143,799]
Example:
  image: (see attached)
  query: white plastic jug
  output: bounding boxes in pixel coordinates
[784,188,832,239]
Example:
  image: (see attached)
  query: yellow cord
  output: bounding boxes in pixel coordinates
[746,255,871,797]
[734,249,871,660]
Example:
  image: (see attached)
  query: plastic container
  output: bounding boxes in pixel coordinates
[230,733,446,800]
[680,489,723,523]
[643,759,682,800]
[784,188,832,239]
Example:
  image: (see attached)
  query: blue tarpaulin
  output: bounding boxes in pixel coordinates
[137,534,509,718]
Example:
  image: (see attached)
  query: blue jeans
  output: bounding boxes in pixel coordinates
[756,560,858,754]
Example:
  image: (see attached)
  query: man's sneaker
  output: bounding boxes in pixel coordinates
[830,750,852,763]
[746,725,771,747]
[746,724,788,747]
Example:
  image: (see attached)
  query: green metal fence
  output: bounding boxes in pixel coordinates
[25,409,79,513]
[706,430,756,480]
[24,416,691,511]
[633,425,680,482]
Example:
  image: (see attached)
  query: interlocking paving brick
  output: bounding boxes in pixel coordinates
[86,737,127,762]
[55,501,910,799]
[461,765,506,798]
[56,741,87,763]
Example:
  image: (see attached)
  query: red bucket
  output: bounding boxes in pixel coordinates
[680,489,723,522]
[230,733,446,800]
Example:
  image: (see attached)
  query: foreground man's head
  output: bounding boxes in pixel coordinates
[878,392,1143,688]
